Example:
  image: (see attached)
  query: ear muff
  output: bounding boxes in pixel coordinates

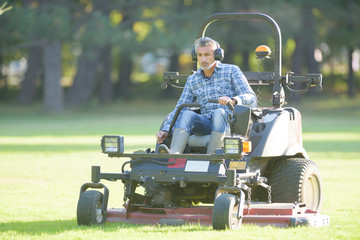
[214,48,224,61]
[191,49,197,62]
[191,41,224,62]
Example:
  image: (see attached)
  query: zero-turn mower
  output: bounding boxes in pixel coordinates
[77,13,330,230]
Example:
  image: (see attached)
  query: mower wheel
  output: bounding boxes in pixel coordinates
[77,190,106,225]
[212,194,242,230]
[269,158,322,212]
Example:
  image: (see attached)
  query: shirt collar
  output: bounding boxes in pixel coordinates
[196,61,223,76]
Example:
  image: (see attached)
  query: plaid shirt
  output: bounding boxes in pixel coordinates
[162,62,256,132]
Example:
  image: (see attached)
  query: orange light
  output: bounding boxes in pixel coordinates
[242,141,252,153]
[255,45,271,59]
[255,45,271,53]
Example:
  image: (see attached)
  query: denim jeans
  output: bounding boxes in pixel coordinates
[174,108,228,135]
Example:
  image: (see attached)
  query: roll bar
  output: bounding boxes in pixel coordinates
[197,13,282,80]
[162,13,322,108]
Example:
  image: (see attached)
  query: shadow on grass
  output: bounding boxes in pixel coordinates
[0,219,79,235]
[0,219,211,235]
[0,144,96,152]
[0,144,151,152]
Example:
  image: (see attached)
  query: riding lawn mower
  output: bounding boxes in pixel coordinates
[76,13,330,230]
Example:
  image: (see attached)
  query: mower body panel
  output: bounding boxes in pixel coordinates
[129,157,228,184]
[249,107,308,159]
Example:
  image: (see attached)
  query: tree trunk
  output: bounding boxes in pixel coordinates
[16,0,43,104]
[66,0,112,106]
[347,47,356,98]
[302,4,319,73]
[18,46,43,104]
[116,55,133,98]
[289,4,320,103]
[303,4,320,97]
[344,0,356,98]
[98,45,113,104]
[43,41,64,112]
[66,51,99,106]
[0,48,7,101]
[290,34,305,103]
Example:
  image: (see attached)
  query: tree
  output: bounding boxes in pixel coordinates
[18,45,42,104]
[66,0,115,106]
[43,40,63,112]
[39,0,70,112]
[18,0,43,105]
[288,3,321,102]
[318,0,360,97]
[98,44,113,104]
[114,4,137,99]
[7,0,70,111]
[0,0,358,108]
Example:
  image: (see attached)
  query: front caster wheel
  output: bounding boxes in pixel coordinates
[212,194,243,230]
[77,190,106,225]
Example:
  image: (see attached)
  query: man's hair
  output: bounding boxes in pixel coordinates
[194,37,219,52]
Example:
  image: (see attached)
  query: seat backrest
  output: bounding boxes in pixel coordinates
[232,105,252,137]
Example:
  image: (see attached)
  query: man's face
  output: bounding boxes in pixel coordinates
[196,45,216,70]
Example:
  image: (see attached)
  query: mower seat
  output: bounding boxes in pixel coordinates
[187,134,211,147]
[187,104,257,148]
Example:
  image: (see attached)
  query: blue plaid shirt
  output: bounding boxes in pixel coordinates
[162,62,256,132]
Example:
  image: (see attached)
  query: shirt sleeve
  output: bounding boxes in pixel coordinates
[231,66,257,107]
[161,78,195,132]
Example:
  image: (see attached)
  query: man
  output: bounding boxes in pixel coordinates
[156,37,256,154]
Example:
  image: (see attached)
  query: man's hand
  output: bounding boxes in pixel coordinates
[156,131,169,144]
[218,96,236,106]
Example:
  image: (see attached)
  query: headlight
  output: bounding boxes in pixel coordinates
[101,135,124,154]
[224,137,242,154]
[224,137,251,155]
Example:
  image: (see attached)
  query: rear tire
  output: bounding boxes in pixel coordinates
[212,194,241,230]
[77,190,106,225]
[269,158,322,212]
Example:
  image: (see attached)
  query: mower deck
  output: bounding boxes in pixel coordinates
[106,202,330,228]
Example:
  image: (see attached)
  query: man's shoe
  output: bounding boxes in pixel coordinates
[157,144,170,154]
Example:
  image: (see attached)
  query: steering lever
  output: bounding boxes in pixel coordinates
[208,98,234,111]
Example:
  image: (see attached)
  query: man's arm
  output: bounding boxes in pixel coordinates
[231,66,257,107]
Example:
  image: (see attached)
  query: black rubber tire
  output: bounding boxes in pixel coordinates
[77,190,106,225]
[269,158,322,212]
[212,194,241,230]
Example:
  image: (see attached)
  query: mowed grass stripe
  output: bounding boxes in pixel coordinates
[303,132,360,141]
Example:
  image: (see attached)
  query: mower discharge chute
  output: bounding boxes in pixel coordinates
[77,13,329,230]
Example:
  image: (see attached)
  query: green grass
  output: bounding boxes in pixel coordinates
[0,97,360,239]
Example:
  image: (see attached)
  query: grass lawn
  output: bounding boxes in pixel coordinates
[0,97,360,240]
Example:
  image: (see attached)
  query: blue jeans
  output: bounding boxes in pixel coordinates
[174,108,228,135]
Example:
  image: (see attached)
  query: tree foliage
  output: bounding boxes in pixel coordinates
[0,0,359,111]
